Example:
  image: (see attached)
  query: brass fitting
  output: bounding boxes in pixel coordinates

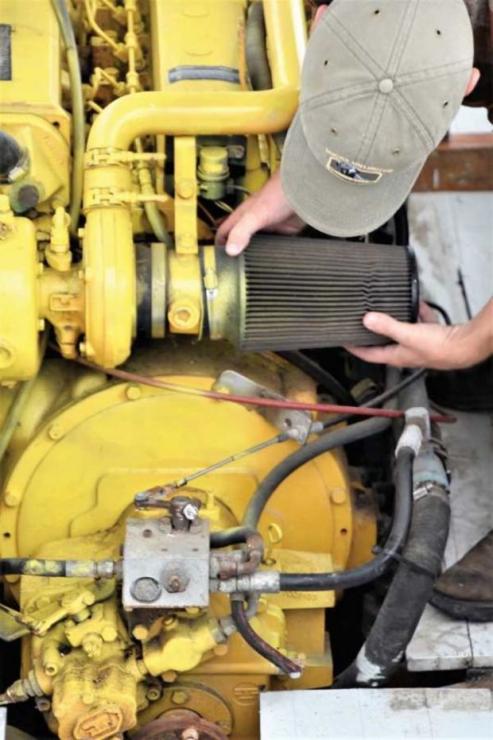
[46,207,72,272]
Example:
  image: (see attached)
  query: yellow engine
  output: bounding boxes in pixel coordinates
[0,2,379,738]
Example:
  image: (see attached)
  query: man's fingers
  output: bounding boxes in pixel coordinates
[345,344,421,368]
[363,312,418,346]
[225,211,264,256]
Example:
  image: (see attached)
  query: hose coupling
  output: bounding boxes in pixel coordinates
[210,571,281,594]
[210,531,265,579]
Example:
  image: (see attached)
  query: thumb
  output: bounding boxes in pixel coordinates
[363,312,416,345]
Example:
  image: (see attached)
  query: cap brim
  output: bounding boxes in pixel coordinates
[281,112,425,238]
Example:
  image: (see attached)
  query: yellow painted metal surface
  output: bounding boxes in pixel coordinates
[0,0,69,137]
[150,0,247,92]
[0,198,41,384]
[173,136,199,255]
[0,353,352,565]
[0,347,375,737]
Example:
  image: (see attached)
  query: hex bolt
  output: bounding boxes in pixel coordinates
[35,697,51,713]
[146,685,161,702]
[130,576,162,603]
[126,384,142,400]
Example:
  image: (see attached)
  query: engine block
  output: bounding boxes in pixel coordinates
[0,3,378,738]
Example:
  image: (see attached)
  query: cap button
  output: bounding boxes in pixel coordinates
[379,78,394,94]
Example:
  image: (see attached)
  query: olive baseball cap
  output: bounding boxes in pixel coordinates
[281,0,474,237]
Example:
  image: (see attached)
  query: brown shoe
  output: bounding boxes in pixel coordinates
[431,530,493,622]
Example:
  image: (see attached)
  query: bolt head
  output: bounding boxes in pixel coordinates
[182,503,199,521]
[164,574,184,593]
[48,423,63,440]
[126,384,141,400]
[171,690,189,705]
[146,686,161,701]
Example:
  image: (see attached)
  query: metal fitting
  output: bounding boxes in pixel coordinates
[395,406,431,458]
[162,565,190,594]
[210,531,264,580]
[210,571,281,594]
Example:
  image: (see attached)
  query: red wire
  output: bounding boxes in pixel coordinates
[78,358,455,425]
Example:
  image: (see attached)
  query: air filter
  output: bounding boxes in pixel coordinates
[211,236,419,352]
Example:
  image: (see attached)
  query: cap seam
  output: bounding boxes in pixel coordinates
[396,58,473,87]
[354,92,382,162]
[327,13,385,80]
[301,81,377,112]
[357,94,390,164]
[390,91,435,151]
[389,0,421,76]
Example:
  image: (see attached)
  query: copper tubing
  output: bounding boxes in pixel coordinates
[75,356,456,424]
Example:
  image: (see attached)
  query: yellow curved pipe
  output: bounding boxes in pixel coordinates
[86,88,299,151]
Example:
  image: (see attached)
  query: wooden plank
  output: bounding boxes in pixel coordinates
[261,689,493,739]
[413,134,493,192]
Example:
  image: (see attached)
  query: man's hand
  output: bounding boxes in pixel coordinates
[216,171,305,256]
[346,300,493,370]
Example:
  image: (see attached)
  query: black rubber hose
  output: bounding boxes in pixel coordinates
[333,376,451,687]
[322,368,426,430]
[243,416,391,530]
[210,527,259,548]
[278,351,356,406]
[0,131,24,181]
[279,447,414,592]
[333,481,450,687]
[230,597,301,677]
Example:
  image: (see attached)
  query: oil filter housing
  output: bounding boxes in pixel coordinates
[211,236,419,351]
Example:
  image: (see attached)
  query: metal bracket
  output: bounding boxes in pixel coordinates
[0,604,30,642]
[214,370,313,443]
[122,516,210,610]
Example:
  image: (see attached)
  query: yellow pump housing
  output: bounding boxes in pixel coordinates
[0,3,377,739]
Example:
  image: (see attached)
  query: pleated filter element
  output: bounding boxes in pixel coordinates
[214,236,419,352]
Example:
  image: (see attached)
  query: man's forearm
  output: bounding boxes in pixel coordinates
[465,298,493,364]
